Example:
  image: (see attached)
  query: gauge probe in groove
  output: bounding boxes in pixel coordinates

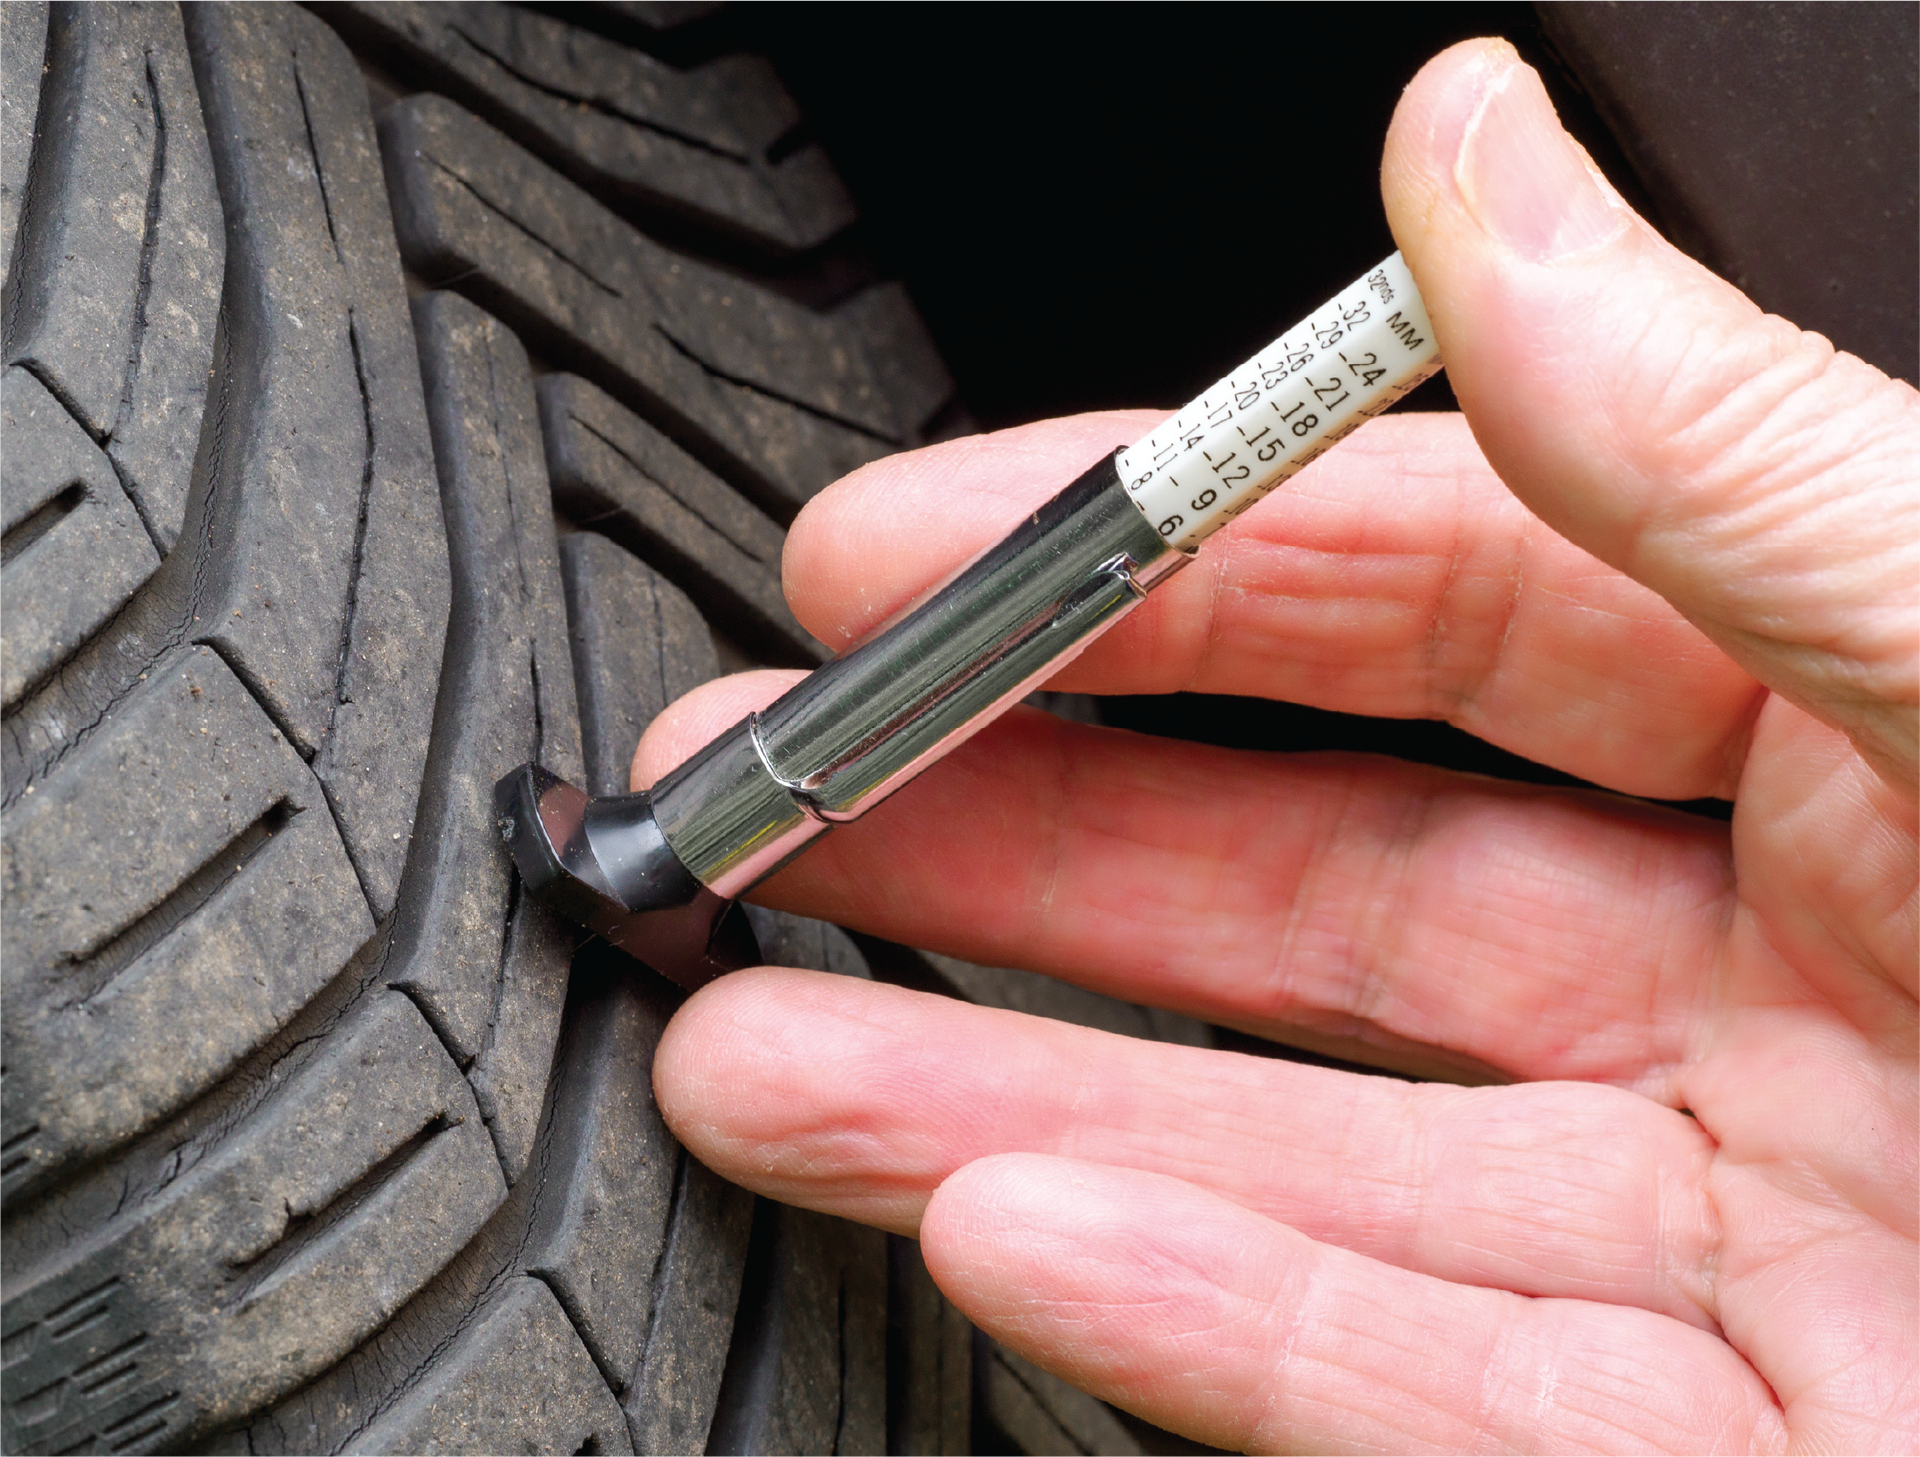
[496,253,1444,990]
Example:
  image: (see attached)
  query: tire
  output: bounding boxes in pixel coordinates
[1,5,1202,1453]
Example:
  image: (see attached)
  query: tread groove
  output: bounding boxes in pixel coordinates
[482,338,529,593]
[528,642,547,770]
[0,299,229,809]
[998,1356,1083,1453]
[470,868,524,1175]
[1,1124,42,1179]
[324,311,378,741]
[303,307,386,915]
[290,53,342,266]
[0,481,85,567]
[0,0,52,357]
[69,1335,149,1395]
[632,1144,689,1375]
[651,323,891,445]
[57,799,298,1008]
[11,1378,61,1417]
[446,23,746,163]
[388,983,478,1075]
[830,1277,849,1456]
[10,357,98,450]
[527,1268,627,1405]
[568,412,771,563]
[109,47,168,557]
[39,1280,122,1341]
[228,1114,453,1310]
[428,157,623,299]
[762,122,811,169]
[99,1392,179,1451]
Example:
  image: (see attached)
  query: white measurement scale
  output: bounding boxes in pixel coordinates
[1118,253,1441,553]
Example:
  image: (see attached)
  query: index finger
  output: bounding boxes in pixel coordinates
[786,410,1761,801]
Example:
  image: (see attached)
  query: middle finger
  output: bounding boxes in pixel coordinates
[655,970,1724,1331]
[639,690,1733,1088]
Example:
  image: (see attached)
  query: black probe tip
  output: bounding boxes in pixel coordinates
[493,762,760,991]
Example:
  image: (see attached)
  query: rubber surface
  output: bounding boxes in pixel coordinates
[1,6,1196,1452]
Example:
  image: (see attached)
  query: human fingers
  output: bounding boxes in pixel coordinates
[654,970,1722,1328]
[782,411,1760,802]
[1382,40,1920,788]
[638,690,1732,1087]
[920,1154,1784,1454]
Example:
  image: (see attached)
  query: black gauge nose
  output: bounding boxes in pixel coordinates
[493,762,760,991]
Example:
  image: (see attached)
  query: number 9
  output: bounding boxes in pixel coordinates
[1190,489,1217,510]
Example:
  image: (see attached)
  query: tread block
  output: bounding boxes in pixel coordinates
[390,292,584,1184]
[379,94,949,516]
[621,1152,754,1455]
[815,283,959,462]
[551,539,750,1454]
[183,3,449,918]
[542,374,825,664]
[889,1238,974,1457]
[0,991,506,1453]
[520,955,684,1420]
[558,532,717,799]
[3,1,223,553]
[343,1277,633,1456]
[223,950,721,1457]
[0,645,370,1200]
[708,1201,888,1457]
[526,917,879,1451]
[981,1342,1142,1457]
[0,367,160,708]
[0,0,48,301]
[314,1,856,255]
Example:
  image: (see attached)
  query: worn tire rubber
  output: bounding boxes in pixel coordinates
[1,5,1206,1453]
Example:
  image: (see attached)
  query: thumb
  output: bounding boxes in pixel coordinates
[1383,39,1919,788]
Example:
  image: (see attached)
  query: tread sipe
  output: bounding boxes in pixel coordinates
[2,5,1210,1453]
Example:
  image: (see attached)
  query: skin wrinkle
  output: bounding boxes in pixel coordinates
[1566,268,1920,744]
[1647,834,1734,1082]
[1749,737,1917,994]
[1344,768,1436,1033]
[1642,327,1837,545]
[1192,518,1228,691]
[1262,762,1368,1026]
[1246,1233,1318,1453]
[1674,453,1920,668]
[1466,1299,1530,1451]
[1420,458,1469,713]
[1487,510,1533,687]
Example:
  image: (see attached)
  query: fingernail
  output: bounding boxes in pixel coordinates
[1456,63,1627,260]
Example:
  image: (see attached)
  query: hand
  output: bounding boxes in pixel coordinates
[635,40,1918,1453]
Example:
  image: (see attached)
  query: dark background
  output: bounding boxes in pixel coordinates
[756,3,1567,426]
[752,4,1634,798]
[614,2,1919,807]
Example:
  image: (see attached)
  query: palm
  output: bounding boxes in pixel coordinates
[637,40,1916,1455]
